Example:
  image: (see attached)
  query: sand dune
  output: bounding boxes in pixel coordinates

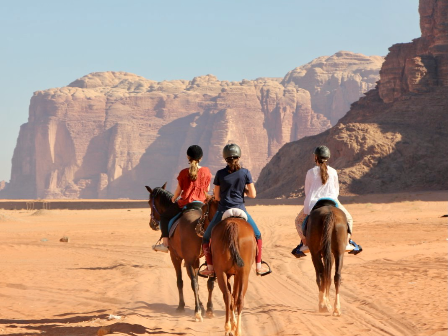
[0,191,446,336]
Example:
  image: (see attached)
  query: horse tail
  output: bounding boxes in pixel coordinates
[321,210,335,296]
[224,220,244,268]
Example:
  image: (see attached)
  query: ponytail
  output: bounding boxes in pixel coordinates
[316,157,329,184]
[226,157,241,173]
[189,159,199,181]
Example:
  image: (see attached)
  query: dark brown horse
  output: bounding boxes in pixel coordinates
[307,200,348,316]
[211,217,256,336]
[145,184,218,321]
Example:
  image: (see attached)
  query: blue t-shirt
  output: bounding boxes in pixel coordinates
[214,166,253,212]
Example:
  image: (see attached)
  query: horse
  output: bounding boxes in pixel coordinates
[306,199,348,316]
[145,183,218,321]
[211,217,256,336]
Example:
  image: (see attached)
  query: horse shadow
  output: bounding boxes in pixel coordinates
[0,310,161,335]
[132,301,225,318]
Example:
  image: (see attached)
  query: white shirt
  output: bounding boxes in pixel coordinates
[303,165,339,214]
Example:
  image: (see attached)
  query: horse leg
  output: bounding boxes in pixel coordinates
[333,252,344,316]
[217,272,233,336]
[206,276,216,318]
[186,263,203,322]
[311,253,329,313]
[227,278,236,330]
[234,271,249,336]
[171,255,185,312]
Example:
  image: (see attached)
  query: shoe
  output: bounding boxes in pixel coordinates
[348,239,363,255]
[152,244,169,253]
[199,268,215,277]
[256,263,271,276]
[291,243,307,258]
[345,243,354,252]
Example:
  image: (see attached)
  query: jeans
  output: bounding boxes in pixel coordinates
[203,210,261,243]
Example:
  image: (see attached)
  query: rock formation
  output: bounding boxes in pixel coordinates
[256,0,448,198]
[3,52,381,199]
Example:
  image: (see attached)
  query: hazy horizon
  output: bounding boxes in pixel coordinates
[0,0,420,181]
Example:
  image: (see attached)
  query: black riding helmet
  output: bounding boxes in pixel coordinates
[223,143,241,159]
[314,145,330,159]
[187,145,203,161]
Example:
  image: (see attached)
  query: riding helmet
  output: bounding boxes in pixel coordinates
[314,145,330,159]
[187,145,203,161]
[223,143,241,159]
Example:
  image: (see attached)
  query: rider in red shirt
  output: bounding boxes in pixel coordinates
[153,145,212,252]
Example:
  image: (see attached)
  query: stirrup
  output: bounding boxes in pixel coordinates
[198,263,214,278]
[348,239,363,255]
[256,261,272,276]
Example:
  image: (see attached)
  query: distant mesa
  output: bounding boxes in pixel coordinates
[2,51,382,199]
[256,0,448,198]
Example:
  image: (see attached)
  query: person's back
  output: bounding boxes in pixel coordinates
[303,165,339,215]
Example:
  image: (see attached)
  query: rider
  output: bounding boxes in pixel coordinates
[152,145,212,252]
[291,145,362,258]
[199,143,270,276]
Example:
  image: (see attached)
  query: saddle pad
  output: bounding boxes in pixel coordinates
[311,198,338,212]
[169,217,181,238]
[222,208,247,221]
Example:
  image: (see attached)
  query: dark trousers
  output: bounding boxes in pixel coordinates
[160,202,182,237]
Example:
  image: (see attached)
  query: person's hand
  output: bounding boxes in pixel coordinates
[171,196,176,203]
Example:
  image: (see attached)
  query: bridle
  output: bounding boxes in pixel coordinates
[149,196,162,231]
[195,196,213,237]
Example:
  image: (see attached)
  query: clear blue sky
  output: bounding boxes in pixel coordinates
[0,0,420,181]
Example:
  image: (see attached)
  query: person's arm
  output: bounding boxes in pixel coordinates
[171,183,182,203]
[214,185,221,201]
[245,183,256,198]
[304,170,312,196]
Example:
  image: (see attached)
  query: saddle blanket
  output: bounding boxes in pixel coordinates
[222,208,247,221]
[168,201,204,238]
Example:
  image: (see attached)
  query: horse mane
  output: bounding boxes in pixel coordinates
[152,187,174,208]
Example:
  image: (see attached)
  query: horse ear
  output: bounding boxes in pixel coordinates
[145,186,152,193]
[161,182,167,190]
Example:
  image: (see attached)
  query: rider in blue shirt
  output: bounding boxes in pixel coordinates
[199,144,270,277]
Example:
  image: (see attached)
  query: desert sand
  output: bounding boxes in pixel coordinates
[0,191,447,336]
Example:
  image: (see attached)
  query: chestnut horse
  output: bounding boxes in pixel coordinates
[307,200,348,316]
[211,217,256,336]
[145,184,218,321]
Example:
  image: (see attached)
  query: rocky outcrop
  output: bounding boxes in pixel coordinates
[256,0,448,198]
[3,51,382,199]
[282,51,383,124]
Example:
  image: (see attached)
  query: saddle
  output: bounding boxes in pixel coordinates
[222,208,248,221]
[168,201,204,238]
[303,198,351,234]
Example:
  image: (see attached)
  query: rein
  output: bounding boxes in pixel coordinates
[149,196,162,231]
[195,196,213,237]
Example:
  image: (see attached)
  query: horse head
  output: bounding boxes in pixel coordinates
[144,183,170,231]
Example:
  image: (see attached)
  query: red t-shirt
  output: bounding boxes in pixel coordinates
[177,167,212,208]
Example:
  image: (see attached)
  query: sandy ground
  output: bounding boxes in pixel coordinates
[0,191,447,336]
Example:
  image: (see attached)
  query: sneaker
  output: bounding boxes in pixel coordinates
[345,243,354,252]
[256,264,270,276]
[291,243,307,258]
[300,244,310,253]
[199,268,215,277]
[152,244,169,253]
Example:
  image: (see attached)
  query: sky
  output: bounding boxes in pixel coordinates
[0,0,420,182]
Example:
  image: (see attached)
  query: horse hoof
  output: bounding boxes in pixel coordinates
[195,312,203,322]
[319,306,329,313]
[206,310,215,318]
[176,306,185,313]
[333,310,341,317]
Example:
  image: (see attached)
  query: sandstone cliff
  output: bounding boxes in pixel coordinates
[3,52,381,199]
[256,0,448,198]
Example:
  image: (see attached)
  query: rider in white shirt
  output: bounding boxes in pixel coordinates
[292,145,362,258]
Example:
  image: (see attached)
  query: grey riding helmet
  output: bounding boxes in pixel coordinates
[314,145,330,159]
[223,143,241,159]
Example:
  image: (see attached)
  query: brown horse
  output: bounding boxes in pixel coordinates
[145,184,218,321]
[307,200,348,316]
[211,217,256,336]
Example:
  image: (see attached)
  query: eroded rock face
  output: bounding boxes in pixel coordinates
[4,50,382,199]
[257,0,448,198]
[282,51,383,124]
